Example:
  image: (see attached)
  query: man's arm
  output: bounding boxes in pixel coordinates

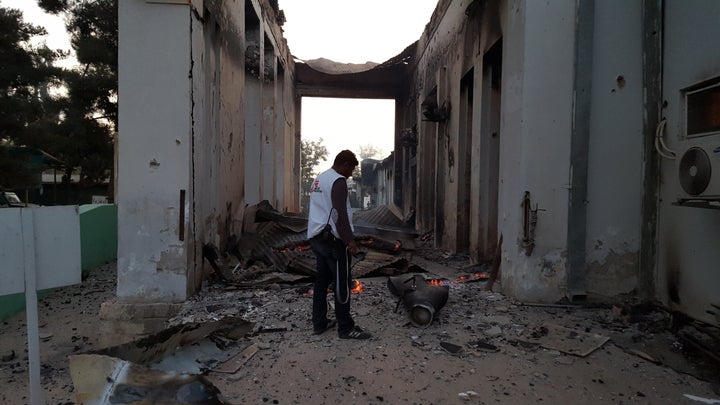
[331,178,358,254]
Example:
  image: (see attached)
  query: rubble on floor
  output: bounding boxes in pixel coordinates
[2,204,720,403]
[201,202,417,289]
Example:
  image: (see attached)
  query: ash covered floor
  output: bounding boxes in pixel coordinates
[1,243,719,404]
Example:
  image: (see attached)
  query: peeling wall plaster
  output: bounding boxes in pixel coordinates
[585,251,638,298]
[501,249,567,303]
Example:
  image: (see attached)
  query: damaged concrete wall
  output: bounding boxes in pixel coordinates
[499,0,576,302]
[405,0,718,312]
[405,0,506,257]
[117,0,296,304]
[244,3,298,211]
[278,57,298,213]
[584,1,644,298]
[118,1,193,302]
[394,108,418,217]
[381,160,394,208]
[410,0,477,250]
[408,0,644,302]
[410,0,576,301]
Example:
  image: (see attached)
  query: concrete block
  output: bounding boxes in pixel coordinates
[98,299,181,348]
[99,300,181,321]
[99,318,170,348]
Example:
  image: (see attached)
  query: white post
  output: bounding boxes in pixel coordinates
[20,209,43,405]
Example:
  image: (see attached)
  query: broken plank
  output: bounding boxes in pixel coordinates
[213,344,260,374]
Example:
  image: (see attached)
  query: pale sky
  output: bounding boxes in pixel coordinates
[279,0,438,170]
[2,0,438,171]
[1,0,76,67]
[301,97,396,169]
[279,0,436,65]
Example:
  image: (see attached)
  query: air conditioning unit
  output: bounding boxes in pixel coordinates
[677,137,720,199]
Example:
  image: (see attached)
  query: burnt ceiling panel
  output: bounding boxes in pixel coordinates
[295,42,417,99]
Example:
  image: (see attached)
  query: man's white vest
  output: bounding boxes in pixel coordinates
[307,168,354,239]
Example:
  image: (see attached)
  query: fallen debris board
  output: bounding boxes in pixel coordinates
[627,349,661,365]
[213,344,260,374]
[150,339,244,375]
[69,354,225,404]
[469,340,499,353]
[410,256,460,279]
[683,394,720,404]
[440,341,463,355]
[518,323,609,357]
[97,317,253,365]
[240,272,309,286]
[352,251,408,278]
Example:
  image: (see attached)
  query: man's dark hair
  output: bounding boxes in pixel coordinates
[334,150,359,166]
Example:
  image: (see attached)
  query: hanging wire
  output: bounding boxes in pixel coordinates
[655,118,676,160]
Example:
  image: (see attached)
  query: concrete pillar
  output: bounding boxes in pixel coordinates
[117,0,192,304]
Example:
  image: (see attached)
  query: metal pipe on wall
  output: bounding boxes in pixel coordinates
[566,0,595,301]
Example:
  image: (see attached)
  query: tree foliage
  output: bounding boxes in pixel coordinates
[39,0,118,185]
[300,138,328,211]
[0,6,63,188]
[353,144,385,180]
[0,7,59,140]
[0,1,118,190]
[358,144,384,160]
[0,145,37,189]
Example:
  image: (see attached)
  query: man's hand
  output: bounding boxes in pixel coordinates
[347,240,359,256]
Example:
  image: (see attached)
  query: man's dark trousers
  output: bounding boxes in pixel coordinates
[310,237,355,334]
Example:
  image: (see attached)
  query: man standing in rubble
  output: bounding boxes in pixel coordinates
[307,150,371,340]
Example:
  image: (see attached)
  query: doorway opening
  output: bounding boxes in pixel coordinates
[299,97,395,212]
